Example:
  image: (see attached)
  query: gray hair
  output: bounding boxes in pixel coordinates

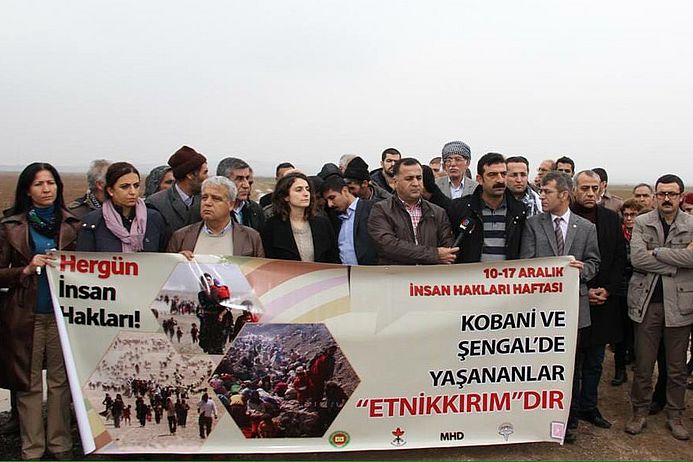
[202,175,238,202]
[573,169,600,189]
[86,159,111,190]
[339,154,357,170]
[216,157,250,177]
[542,171,573,193]
[632,182,653,194]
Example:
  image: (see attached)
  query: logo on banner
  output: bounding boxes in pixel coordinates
[498,422,514,441]
[329,431,350,448]
[550,421,565,440]
[391,427,406,447]
[440,431,465,441]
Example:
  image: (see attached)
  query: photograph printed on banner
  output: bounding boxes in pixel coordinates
[208,323,360,439]
[149,262,264,356]
[84,331,219,451]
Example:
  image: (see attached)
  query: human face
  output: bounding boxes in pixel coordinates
[381,154,400,177]
[539,180,569,214]
[681,201,693,215]
[107,172,140,209]
[189,162,209,194]
[346,180,368,200]
[28,169,58,208]
[444,154,470,180]
[477,162,507,199]
[200,184,233,223]
[276,166,294,180]
[622,207,638,231]
[655,182,682,216]
[633,185,654,209]
[159,170,175,191]
[556,162,574,176]
[229,167,251,201]
[506,161,529,195]
[395,163,423,204]
[574,173,600,209]
[286,178,312,210]
[322,187,351,213]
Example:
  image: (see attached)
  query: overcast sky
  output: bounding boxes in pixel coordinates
[2,0,692,184]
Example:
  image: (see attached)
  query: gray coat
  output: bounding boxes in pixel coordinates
[627,209,693,327]
[145,184,201,234]
[520,211,601,329]
[435,175,478,199]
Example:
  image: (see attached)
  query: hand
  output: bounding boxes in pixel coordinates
[568,260,584,272]
[687,242,693,250]
[437,247,459,264]
[179,250,194,261]
[22,253,57,276]
[588,288,608,305]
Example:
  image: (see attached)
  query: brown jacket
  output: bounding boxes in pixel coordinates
[367,195,454,265]
[0,209,80,391]
[628,209,693,327]
[166,221,265,257]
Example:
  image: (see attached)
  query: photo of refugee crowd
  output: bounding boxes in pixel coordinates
[207,323,359,438]
[150,262,263,356]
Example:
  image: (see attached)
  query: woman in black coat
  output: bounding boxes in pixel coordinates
[261,172,339,263]
[77,162,168,252]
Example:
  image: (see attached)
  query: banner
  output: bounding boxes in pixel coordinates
[47,253,578,454]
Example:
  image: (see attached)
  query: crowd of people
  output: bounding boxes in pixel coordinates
[0,142,692,457]
[209,329,350,438]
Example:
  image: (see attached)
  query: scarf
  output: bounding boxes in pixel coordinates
[101,198,148,252]
[622,224,632,242]
[85,190,102,210]
[27,205,59,238]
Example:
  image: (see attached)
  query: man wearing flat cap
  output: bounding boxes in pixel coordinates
[435,141,478,199]
[146,145,209,234]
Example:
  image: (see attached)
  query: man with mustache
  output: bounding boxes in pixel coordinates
[626,174,693,441]
[447,152,527,263]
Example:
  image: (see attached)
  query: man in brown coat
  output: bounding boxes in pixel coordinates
[367,158,457,265]
[167,176,264,259]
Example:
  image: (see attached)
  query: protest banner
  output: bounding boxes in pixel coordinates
[47,252,578,454]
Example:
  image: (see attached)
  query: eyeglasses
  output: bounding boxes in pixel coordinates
[655,191,680,200]
[622,212,637,218]
[444,156,468,164]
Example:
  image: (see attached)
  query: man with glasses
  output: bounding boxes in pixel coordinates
[435,141,478,199]
[532,159,555,191]
[520,171,600,443]
[625,174,693,440]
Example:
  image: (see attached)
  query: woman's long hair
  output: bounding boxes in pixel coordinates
[271,172,316,222]
[10,162,65,215]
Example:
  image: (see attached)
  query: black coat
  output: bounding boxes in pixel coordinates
[237,199,266,233]
[260,215,340,263]
[581,205,627,346]
[330,199,378,265]
[76,208,168,252]
[446,187,527,263]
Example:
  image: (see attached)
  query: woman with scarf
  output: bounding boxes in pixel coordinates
[144,165,174,197]
[0,162,80,460]
[77,162,168,252]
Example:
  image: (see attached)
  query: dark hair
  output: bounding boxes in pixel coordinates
[542,171,573,193]
[621,198,644,213]
[477,152,506,176]
[555,156,575,171]
[392,157,421,176]
[11,162,65,215]
[319,175,348,195]
[217,157,250,177]
[655,174,684,194]
[381,147,401,161]
[421,164,436,193]
[592,167,608,183]
[105,162,140,197]
[275,162,294,176]
[506,156,529,167]
[271,171,316,221]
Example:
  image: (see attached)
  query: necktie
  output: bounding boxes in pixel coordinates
[554,217,564,256]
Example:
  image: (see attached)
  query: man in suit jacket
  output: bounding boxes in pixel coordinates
[167,176,264,259]
[520,171,601,443]
[217,157,266,233]
[146,146,208,234]
[570,170,626,430]
[435,141,478,199]
[320,175,378,265]
[625,174,693,440]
